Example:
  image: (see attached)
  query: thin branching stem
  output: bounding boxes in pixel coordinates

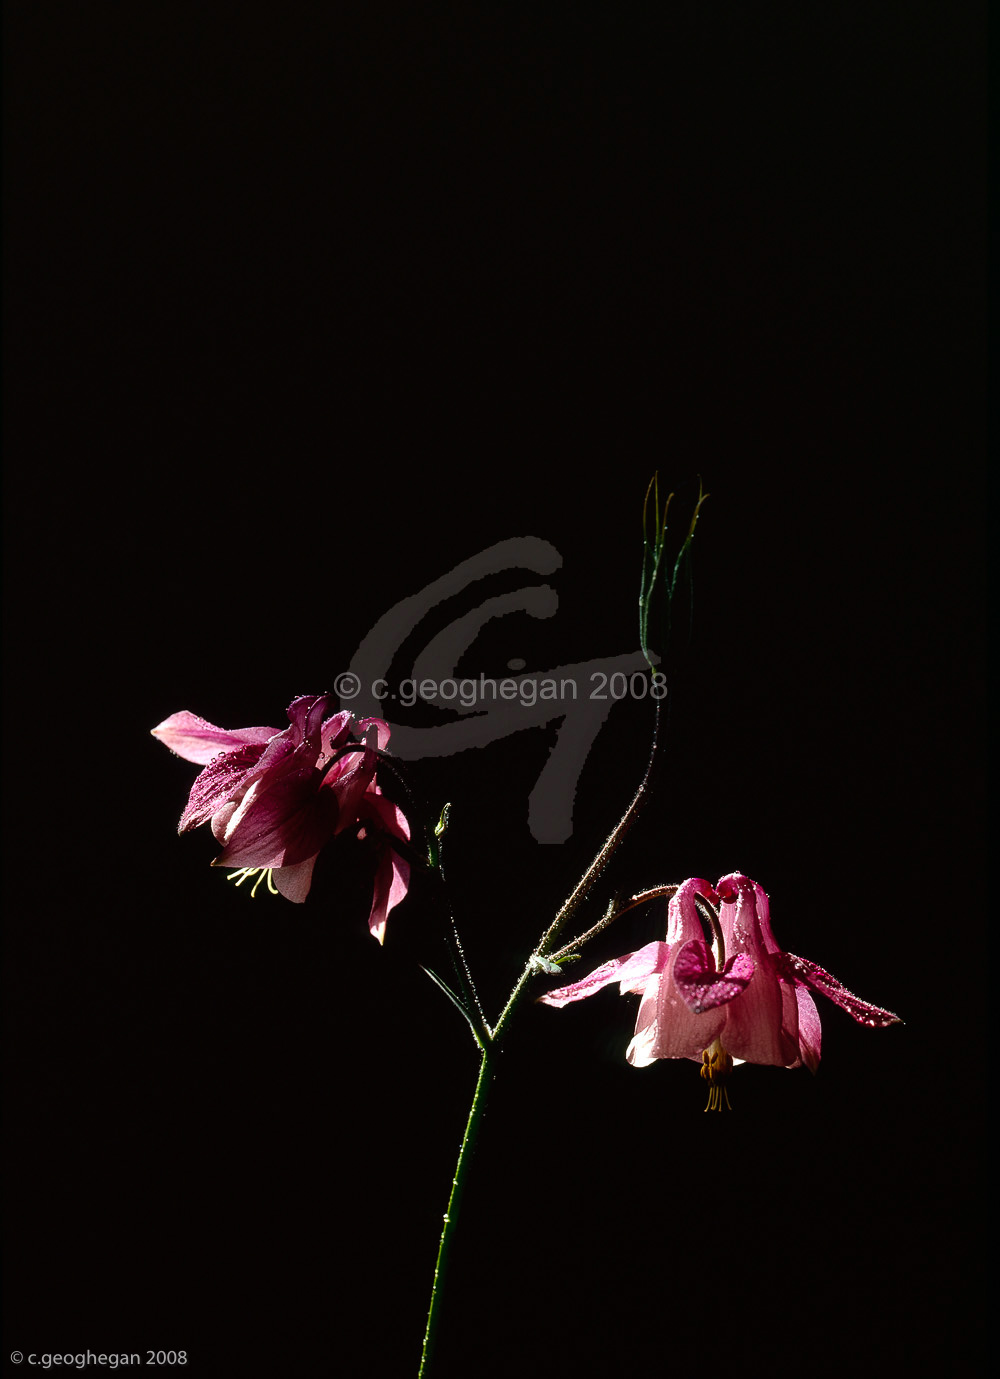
[537,699,662,954]
[437,864,492,1041]
[336,740,489,1041]
[546,883,681,962]
[491,700,663,1043]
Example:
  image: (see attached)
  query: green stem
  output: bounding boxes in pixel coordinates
[418,700,666,1371]
[437,865,492,1043]
[418,1050,495,1377]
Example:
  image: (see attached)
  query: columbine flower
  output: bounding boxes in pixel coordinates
[151,694,410,940]
[539,873,899,1108]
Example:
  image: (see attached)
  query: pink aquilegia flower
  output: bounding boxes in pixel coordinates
[151,694,410,941]
[539,873,899,1108]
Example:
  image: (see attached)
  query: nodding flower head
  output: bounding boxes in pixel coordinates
[152,694,410,941]
[538,873,900,1108]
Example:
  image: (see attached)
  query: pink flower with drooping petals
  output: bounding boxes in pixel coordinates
[152,694,409,941]
[539,873,899,1106]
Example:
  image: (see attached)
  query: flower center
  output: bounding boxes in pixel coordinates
[227,867,278,898]
[700,1037,734,1112]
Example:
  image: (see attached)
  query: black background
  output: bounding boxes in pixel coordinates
[3,4,985,1376]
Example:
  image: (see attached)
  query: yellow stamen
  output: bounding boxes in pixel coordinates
[226,867,278,898]
[700,1037,734,1111]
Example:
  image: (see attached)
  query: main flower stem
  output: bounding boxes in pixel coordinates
[418,700,665,1373]
[418,1049,495,1377]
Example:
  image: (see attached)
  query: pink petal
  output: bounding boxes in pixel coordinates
[716,878,800,1065]
[775,953,901,1028]
[672,940,755,1013]
[316,712,355,767]
[716,872,782,958]
[615,941,671,994]
[215,770,339,870]
[537,942,667,1009]
[649,955,726,1060]
[331,731,380,832]
[284,694,334,742]
[226,713,332,816]
[177,743,267,833]
[210,801,238,844]
[793,986,822,1073]
[666,878,719,945]
[721,977,800,1066]
[354,792,410,942]
[151,710,276,765]
[626,973,664,1066]
[368,844,410,944]
[537,957,631,1008]
[357,716,392,752]
[273,857,318,904]
[358,792,411,844]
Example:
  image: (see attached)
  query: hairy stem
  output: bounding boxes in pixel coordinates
[547,883,681,962]
[420,699,667,1370]
[418,1051,495,1377]
[492,700,663,1044]
[535,700,663,957]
